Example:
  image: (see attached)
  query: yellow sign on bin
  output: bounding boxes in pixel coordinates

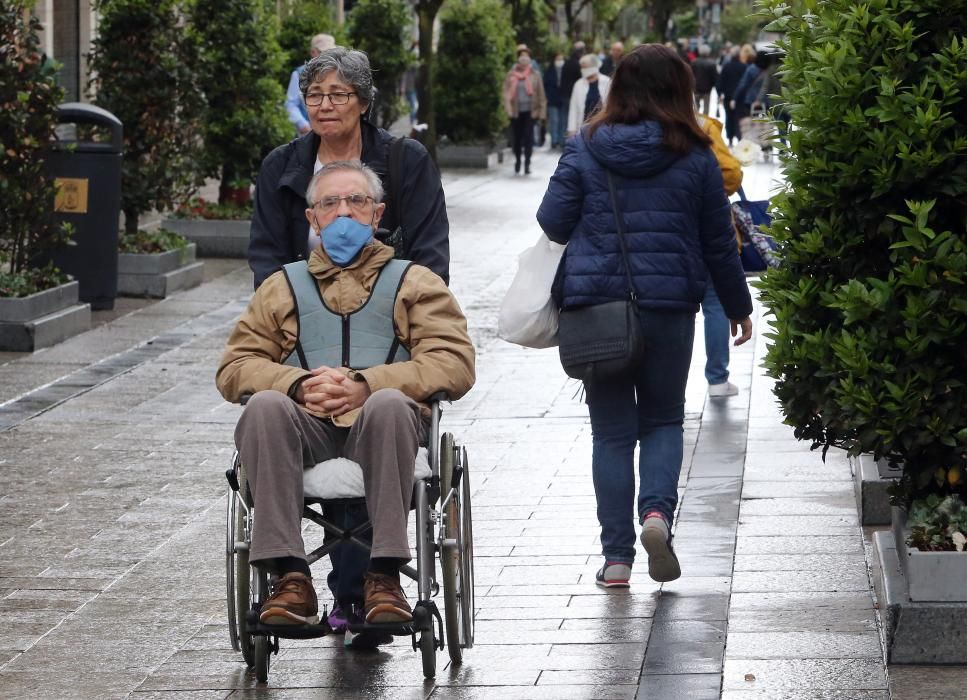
[54,177,89,214]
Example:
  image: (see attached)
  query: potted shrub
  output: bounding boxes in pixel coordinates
[434,0,514,168]
[117,228,203,299]
[757,0,967,590]
[190,0,290,205]
[347,0,412,130]
[0,1,89,351]
[87,0,203,239]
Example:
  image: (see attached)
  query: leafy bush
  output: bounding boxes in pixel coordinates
[88,0,203,235]
[347,0,412,129]
[756,0,967,506]
[191,0,290,203]
[0,263,70,299]
[435,0,514,144]
[0,1,68,283]
[908,493,967,552]
[118,228,188,254]
[172,195,251,220]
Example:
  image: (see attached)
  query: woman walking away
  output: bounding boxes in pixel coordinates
[503,45,547,174]
[537,44,753,587]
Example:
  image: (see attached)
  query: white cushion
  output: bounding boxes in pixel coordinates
[302,447,431,499]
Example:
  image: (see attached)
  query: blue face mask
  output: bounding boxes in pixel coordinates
[320,215,373,266]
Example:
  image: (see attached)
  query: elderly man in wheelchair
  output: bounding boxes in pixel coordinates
[216,160,475,641]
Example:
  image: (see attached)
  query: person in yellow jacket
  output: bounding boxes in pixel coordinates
[216,160,475,631]
[698,115,744,397]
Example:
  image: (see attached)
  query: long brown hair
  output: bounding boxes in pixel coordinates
[585,43,711,154]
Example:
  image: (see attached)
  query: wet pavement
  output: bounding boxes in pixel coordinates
[1,146,965,699]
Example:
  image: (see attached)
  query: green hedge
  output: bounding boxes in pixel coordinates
[757,0,967,503]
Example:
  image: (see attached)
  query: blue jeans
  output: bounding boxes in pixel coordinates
[585,309,695,564]
[548,104,566,147]
[701,284,730,385]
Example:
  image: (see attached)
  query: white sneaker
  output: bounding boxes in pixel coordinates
[708,381,738,397]
[640,512,681,582]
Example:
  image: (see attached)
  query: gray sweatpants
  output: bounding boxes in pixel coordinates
[235,388,424,565]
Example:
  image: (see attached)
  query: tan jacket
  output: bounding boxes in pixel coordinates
[216,242,476,427]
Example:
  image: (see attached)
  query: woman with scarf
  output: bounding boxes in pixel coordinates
[503,45,547,175]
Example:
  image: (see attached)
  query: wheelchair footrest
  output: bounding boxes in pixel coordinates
[347,620,419,637]
[250,619,333,640]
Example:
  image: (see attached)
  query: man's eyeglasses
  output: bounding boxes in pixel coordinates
[314,193,375,213]
[304,91,357,107]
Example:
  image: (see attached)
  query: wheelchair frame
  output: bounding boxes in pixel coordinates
[224,396,474,681]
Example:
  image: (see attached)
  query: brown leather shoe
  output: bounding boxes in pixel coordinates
[363,572,413,623]
[259,572,319,625]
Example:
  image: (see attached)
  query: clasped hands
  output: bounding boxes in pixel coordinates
[295,366,371,416]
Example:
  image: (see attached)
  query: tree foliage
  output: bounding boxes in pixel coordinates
[88,0,202,233]
[0,1,67,277]
[191,0,290,202]
[719,0,766,46]
[347,0,412,128]
[435,0,514,144]
[506,0,552,62]
[756,0,967,505]
[639,0,693,42]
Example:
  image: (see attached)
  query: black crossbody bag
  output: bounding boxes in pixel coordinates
[558,172,645,383]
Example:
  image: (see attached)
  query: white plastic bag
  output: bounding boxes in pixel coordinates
[498,234,566,348]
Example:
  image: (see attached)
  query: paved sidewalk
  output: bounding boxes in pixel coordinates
[0,147,959,698]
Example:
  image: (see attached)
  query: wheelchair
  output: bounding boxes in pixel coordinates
[224,393,474,681]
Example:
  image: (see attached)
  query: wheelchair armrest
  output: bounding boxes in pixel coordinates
[427,391,450,405]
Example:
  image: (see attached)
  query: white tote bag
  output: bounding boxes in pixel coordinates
[498,234,566,348]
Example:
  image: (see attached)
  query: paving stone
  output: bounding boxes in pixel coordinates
[727,628,884,661]
[721,658,888,692]
[731,568,871,593]
[636,672,721,700]
[735,535,863,555]
[643,620,726,674]
[887,665,967,700]
[429,687,636,699]
[720,691,889,699]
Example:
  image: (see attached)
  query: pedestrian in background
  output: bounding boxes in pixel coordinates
[600,41,624,77]
[690,44,718,116]
[285,34,336,137]
[503,45,546,175]
[731,49,772,137]
[537,44,753,588]
[566,53,610,137]
[559,40,585,120]
[698,112,743,397]
[716,43,753,145]
[543,52,567,149]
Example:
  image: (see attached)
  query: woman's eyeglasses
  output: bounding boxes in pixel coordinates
[314,193,375,213]
[304,91,357,107]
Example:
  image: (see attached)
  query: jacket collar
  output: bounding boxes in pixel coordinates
[277,120,391,200]
[307,239,396,281]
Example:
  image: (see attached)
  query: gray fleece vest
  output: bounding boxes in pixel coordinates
[281,259,411,370]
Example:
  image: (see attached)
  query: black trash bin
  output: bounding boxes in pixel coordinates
[47,103,123,311]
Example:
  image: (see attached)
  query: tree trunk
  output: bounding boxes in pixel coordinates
[124,207,139,236]
[415,0,444,162]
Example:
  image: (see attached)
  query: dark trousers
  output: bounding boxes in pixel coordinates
[510,111,534,165]
[723,101,739,144]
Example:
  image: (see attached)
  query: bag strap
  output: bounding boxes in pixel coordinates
[388,136,406,231]
[605,171,640,301]
[738,185,748,202]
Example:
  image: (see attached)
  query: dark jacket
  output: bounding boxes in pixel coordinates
[543,62,564,108]
[249,119,450,288]
[716,58,747,101]
[536,122,752,320]
[691,57,718,94]
[560,51,583,102]
[733,64,765,106]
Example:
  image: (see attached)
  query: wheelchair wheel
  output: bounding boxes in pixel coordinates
[253,568,273,682]
[419,629,436,678]
[226,487,240,652]
[440,436,473,663]
[235,506,254,667]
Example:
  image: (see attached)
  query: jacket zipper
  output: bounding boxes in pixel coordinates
[341,314,350,367]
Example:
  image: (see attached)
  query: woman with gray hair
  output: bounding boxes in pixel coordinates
[247,47,450,650]
[250,46,449,289]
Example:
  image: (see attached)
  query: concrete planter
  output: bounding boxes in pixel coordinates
[0,280,91,352]
[161,218,250,258]
[436,143,499,169]
[117,243,204,298]
[906,548,967,602]
[850,454,901,525]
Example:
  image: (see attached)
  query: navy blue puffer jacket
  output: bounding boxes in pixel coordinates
[537,121,753,321]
